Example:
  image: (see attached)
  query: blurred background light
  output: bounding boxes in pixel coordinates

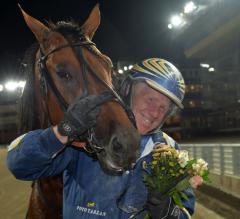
[18,81,26,88]
[208,67,215,72]
[5,81,18,92]
[170,15,184,27]
[3,80,26,92]
[168,23,173,29]
[200,63,210,68]
[128,65,133,70]
[184,1,197,14]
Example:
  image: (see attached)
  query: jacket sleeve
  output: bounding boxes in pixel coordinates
[7,127,76,180]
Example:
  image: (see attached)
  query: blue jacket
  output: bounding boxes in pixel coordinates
[7,128,195,219]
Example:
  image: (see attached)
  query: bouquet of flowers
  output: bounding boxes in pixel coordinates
[143,144,210,218]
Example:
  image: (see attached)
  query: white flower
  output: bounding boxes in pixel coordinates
[197,158,206,166]
[178,150,189,168]
[192,159,208,175]
[192,163,200,174]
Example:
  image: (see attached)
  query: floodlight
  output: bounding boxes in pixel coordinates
[123,66,128,71]
[5,81,18,91]
[168,24,173,29]
[18,80,26,88]
[184,1,197,14]
[200,63,210,68]
[128,65,133,70]
[118,69,123,74]
[170,15,183,27]
[208,67,215,72]
[0,84,3,92]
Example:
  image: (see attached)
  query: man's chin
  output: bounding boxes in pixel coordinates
[138,126,151,135]
[138,123,159,135]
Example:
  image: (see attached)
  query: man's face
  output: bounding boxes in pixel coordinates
[132,82,171,135]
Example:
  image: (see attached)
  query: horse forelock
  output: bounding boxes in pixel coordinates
[48,20,113,70]
[49,20,83,43]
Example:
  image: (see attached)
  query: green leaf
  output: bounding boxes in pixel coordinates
[143,213,151,219]
[180,191,189,200]
[175,178,190,191]
[143,175,156,189]
[186,159,196,168]
[172,191,184,209]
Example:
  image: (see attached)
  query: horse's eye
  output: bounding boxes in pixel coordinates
[56,71,72,81]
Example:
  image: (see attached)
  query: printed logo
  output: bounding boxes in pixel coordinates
[171,206,180,217]
[87,202,96,207]
[76,205,107,217]
[63,123,71,132]
[8,134,26,151]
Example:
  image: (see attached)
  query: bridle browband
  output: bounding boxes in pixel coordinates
[38,38,136,155]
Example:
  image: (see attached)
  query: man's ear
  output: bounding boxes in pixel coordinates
[81,4,100,40]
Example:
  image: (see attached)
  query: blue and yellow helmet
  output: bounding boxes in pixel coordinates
[125,58,185,109]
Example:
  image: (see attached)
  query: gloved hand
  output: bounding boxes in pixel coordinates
[57,94,103,140]
[146,191,181,219]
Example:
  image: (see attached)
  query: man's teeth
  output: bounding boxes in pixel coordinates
[142,116,151,125]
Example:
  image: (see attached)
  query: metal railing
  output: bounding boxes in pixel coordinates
[181,144,240,178]
[1,142,240,178]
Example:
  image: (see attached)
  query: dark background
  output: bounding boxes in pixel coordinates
[0,0,187,80]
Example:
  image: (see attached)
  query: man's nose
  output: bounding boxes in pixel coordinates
[148,106,160,118]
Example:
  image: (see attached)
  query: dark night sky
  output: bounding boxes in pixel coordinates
[0,0,186,79]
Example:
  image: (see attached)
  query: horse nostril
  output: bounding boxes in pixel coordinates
[112,137,124,153]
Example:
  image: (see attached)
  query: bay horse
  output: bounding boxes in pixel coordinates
[18,4,140,219]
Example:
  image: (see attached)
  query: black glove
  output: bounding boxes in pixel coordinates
[146,192,181,219]
[58,95,103,140]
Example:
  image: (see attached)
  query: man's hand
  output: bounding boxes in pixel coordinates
[146,192,181,219]
[57,95,103,141]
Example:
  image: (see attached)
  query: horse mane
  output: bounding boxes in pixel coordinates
[17,43,40,134]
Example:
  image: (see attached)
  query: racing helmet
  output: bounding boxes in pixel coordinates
[120,58,185,109]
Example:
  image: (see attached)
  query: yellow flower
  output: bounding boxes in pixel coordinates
[152,152,160,159]
[179,169,185,174]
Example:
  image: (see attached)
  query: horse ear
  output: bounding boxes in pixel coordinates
[81,4,100,40]
[18,4,50,45]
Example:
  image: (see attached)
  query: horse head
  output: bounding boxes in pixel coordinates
[20,5,140,174]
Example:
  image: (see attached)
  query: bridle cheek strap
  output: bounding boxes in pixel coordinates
[38,41,136,155]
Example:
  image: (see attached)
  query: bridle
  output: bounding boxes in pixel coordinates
[37,36,136,155]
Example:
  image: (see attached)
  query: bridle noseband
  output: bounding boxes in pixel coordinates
[38,38,136,155]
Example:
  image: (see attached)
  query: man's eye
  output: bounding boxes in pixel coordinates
[56,71,72,81]
[148,98,154,103]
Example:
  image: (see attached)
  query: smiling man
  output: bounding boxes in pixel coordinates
[119,58,195,219]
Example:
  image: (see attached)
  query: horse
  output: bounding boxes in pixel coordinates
[18,5,140,219]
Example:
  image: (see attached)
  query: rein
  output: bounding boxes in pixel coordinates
[38,38,136,154]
